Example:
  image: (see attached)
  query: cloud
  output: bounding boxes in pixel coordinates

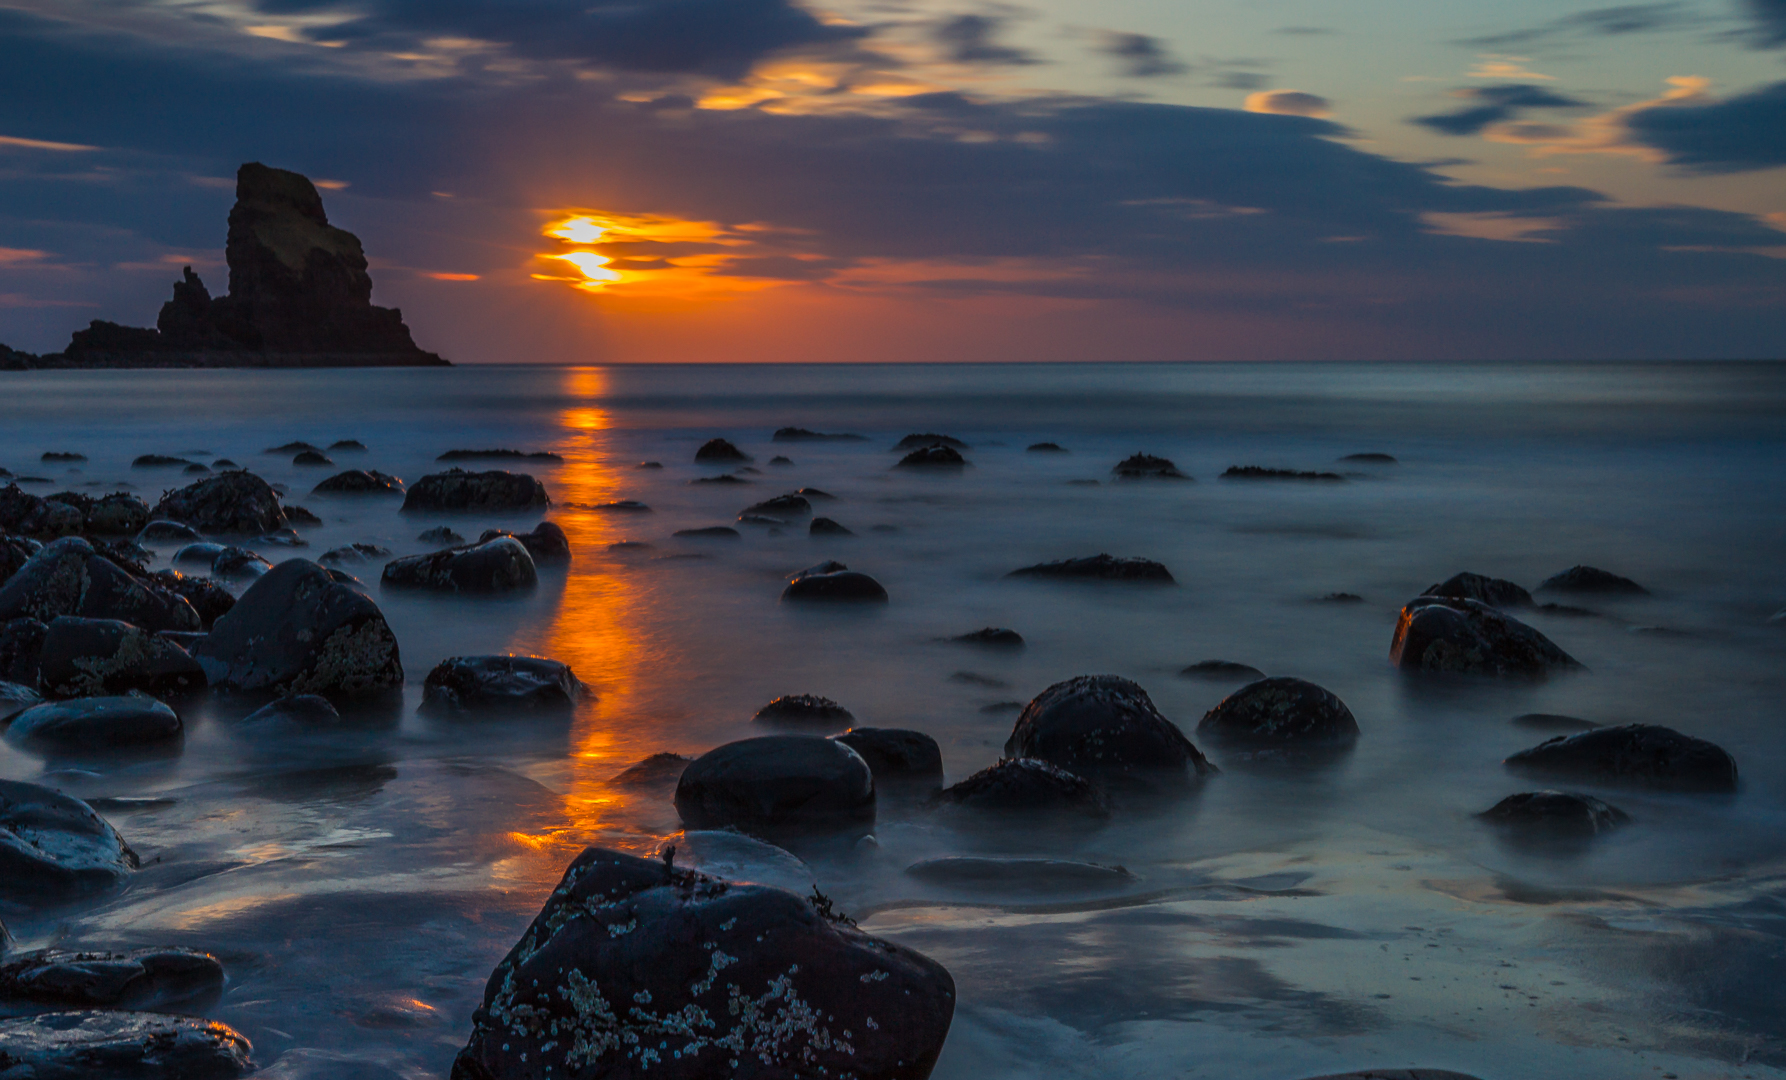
[933,14,1038,66]
[1624,78,1786,170]
[1273,26,1336,36]
[1743,0,1786,45]
[0,133,100,151]
[1092,32,1187,78]
[1459,4,1696,48]
[1467,55,1556,80]
[1213,71,1269,91]
[1412,84,1584,136]
[1243,90,1332,117]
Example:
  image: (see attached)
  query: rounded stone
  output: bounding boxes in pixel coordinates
[1390,595,1580,676]
[675,735,876,835]
[420,655,583,715]
[781,569,888,603]
[0,1011,252,1079]
[380,537,537,593]
[932,758,1108,817]
[1196,677,1359,746]
[6,696,183,753]
[0,780,139,902]
[1004,674,1214,783]
[1478,791,1630,836]
[1503,723,1738,792]
[833,727,944,787]
[753,693,855,727]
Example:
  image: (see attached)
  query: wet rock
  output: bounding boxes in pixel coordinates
[579,499,650,512]
[795,561,848,578]
[213,459,240,470]
[905,856,1134,891]
[794,487,835,501]
[381,537,537,594]
[1504,723,1738,792]
[318,543,392,565]
[241,694,342,727]
[0,538,200,632]
[0,780,138,902]
[149,570,236,629]
[150,471,286,535]
[0,947,224,1013]
[40,453,86,463]
[772,427,866,442]
[0,680,43,722]
[661,831,817,895]
[1478,791,1630,836]
[608,752,692,786]
[1390,595,1580,676]
[1179,659,1266,681]
[37,617,206,699]
[477,521,570,565]
[0,619,46,686]
[753,693,855,727]
[292,451,332,467]
[437,449,562,462]
[1511,712,1598,732]
[932,758,1108,818]
[1006,553,1174,583]
[1196,677,1359,750]
[832,728,943,788]
[895,445,966,468]
[675,735,876,835]
[950,627,1023,647]
[416,526,464,545]
[744,494,812,518]
[1112,453,1187,479]
[1537,565,1649,595]
[674,526,741,540]
[0,1010,252,1078]
[1221,466,1343,481]
[400,469,549,513]
[310,469,404,496]
[173,542,228,569]
[329,440,366,452]
[1338,453,1398,463]
[450,847,953,1080]
[1005,674,1214,784]
[211,547,273,580]
[738,515,786,527]
[694,437,751,463]
[132,455,193,468]
[283,505,321,526]
[194,559,403,698]
[769,455,794,466]
[184,463,212,474]
[607,540,654,552]
[420,655,584,715]
[893,433,968,450]
[1421,571,1533,609]
[266,442,321,455]
[805,516,852,538]
[782,567,889,602]
[6,696,183,753]
[84,493,151,536]
[0,534,42,579]
[0,488,82,539]
[1027,442,1067,452]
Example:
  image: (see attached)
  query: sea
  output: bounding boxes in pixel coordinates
[1,361,1784,1079]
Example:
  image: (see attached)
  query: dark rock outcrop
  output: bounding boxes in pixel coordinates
[744,495,812,518]
[0,487,150,540]
[437,449,561,462]
[1221,466,1344,481]
[1179,659,1265,681]
[6,696,183,754]
[1006,554,1174,583]
[895,445,966,468]
[172,543,227,569]
[1421,572,1533,609]
[1027,442,1067,452]
[1503,723,1738,792]
[932,758,1108,818]
[0,538,200,632]
[0,947,225,1013]
[380,537,537,594]
[1005,675,1214,785]
[193,559,403,698]
[420,655,583,715]
[1196,677,1358,748]
[1112,453,1187,479]
[478,522,570,565]
[0,780,139,902]
[753,694,855,727]
[893,433,968,450]
[950,627,1023,646]
[781,566,889,602]
[318,543,392,565]
[1478,791,1630,836]
[773,427,866,442]
[37,617,206,699]
[149,570,236,629]
[675,735,876,835]
[151,471,286,536]
[694,438,750,463]
[809,517,854,536]
[449,847,953,1080]
[1390,595,1580,676]
[1537,565,1649,595]
[0,1011,252,1079]
[400,470,549,513]
[292,451,332,467]
[833,728,944,788]
[311,470,404,496]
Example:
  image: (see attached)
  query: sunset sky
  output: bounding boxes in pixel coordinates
[1,0,1783,362]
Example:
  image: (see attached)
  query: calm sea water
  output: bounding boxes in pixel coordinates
[2,361,1785,1078]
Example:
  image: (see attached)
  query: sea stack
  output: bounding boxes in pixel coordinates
[18,162,447,368]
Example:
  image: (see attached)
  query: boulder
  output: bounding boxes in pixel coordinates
[150,471,286,535]
[329,440,366,451]
[420,655,583,715]
[744,495,812,518]
[380,537,537,593]
[1478,791,1630,836]
[241,694,342,727]
[1390,595,1580,676]
[1027,442,1067,452]
[0,947,224,1013]
[675,735,876,835]
[694,437,751,463]
[1196,677,1359,747]
[1421,572,1532,609]
[809,517,853,536]
[193,559,403,698]
[932,758,1108,818]
[608,752,693,787]
[477,521,570,565]
[1503,723,1738,792]
[417,526,465,545]
[0,680,43,722]
[6,696,183,753]
[173,542,228,569]
[40,453,86,463]
[318,543,392,565]
[950,627,1023,646]
[310,470,404,496]
[782,567,889,603]
[1537,565,1649,595]
[1005,675,1214,784]
[283,505,321,526]
[93,538,153,572]
[0,780,139,902]
[1179,659,1265,681]
[400,469,549,513]
[83,493,152,536]
[1005,554,1174,583]
[0,1010,252,1079]
[0,534,42,579]
[37,617,206,699]
[292,451,332,467]
[832,728,944,788]
[211,547,273,580]
[449,847,953,1080]
[893,433,968,450]
[895,445,966,468]
[1112,453,1187,479]
[753,694,855,727]
[0,538,200,632]
[0,619,46,685]
[1220,466,1343,481]
[149,570,236,629]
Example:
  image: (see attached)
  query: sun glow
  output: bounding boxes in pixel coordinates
[535,210,793,298]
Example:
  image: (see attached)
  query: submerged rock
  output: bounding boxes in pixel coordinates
[0,947,224,1013]
[1112,453,1187,479]
[893,433,968,450]
[292,451,332,467]
[478,522,570,565]
[832,728,944,788]
[905,856,1133,891]
[675,735,876,835]
[753,694,855,727]
[1005,674,1214,784]
[194,559,403,698]
[694,437,751,463]
[0,537,200,633]
[1221,466,1344,481]
[380,537,537,593]
[318,543,392,565]
[132,455,193,468]
[744,494,812,518]
[400,470,549,513]
[310,470,404,496]
[0,1010,252,1079]
[1511,712,1599,732]
[150,471,286,535]
[211,547,273,580]
[781,567,889,602]
[1479,791,1630,836]
[1027,442,1067,452]
[772,427,866,442]
[0,780,139,902]
[172,542,227,569]
[37,617,206,699]
[1179,659,1265,681]
[450,847,954,1080]
[0,680,43,722]
[933,758,1108,818]
[1537,565,1649,595]
[1338,453,1398,463]
[794,487,835,501]
[895,445,966,468]
[1006,554,1174,583]
[6,696,183,753]
[579,499,650,512]
[241,694,342,727]
[1421,571,1533,609]
[329,440,367,451]
[420,655,583,715]
[608,752,693,787]
[1390,595,1580,676]
[1503,723,1738,792]
[436,449,562,463]
[416,526,464,545]
[674,526,741,541]
[1196,677,1359,747]
[950,627,1023,647]
[809,517,853,536]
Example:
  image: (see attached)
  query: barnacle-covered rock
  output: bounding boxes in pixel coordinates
[193,559,402,698]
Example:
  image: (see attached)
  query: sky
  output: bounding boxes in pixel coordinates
[0,0,1783,362]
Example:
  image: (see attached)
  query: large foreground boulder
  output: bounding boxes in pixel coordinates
[1005,554,1174,583]
[675,735,876,836]
[1196,677,1359,748]
[1005,675,1214,785]
[0,947,225,1013]
[420,655,583,715]
[450,847,954,1080]
[0,538,200,632]
[401,470,549,513]
[0,1011,252,1079]
[5,696,183,754]
[150,471,286,535]
[1390,595,1580,676]
[380,537,537,593]
[193,559,402,698]
[37,617,206,699]
[1504,723,1738,792]
[0,780,138,903]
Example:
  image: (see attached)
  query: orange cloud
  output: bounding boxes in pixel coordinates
[1244,90,1332,117]
[1482,76,1711,161]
